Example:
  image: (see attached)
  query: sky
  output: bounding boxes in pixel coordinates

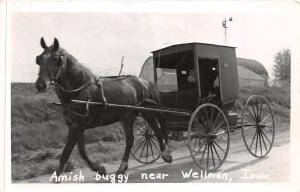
[11,11,292,82]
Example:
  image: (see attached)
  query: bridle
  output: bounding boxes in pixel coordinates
[43,53,108,115]
[47,55,91,93]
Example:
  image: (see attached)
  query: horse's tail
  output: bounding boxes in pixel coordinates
[147,81,161,105]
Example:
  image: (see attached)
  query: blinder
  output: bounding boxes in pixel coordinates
[49,55,66,84]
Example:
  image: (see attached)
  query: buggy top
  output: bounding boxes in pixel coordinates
[151,42,239,111]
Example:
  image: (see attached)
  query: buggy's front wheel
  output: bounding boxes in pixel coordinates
[187,103,230,172]
[130,116,161,164]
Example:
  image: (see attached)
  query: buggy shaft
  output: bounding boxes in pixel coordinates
[71,99,192,117]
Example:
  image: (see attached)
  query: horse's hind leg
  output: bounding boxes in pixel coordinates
[116,112,136,175]
[156,113,169,146]
[142,112,172,163]
[77,129,106,175]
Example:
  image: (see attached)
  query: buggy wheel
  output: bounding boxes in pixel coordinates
[130,116,160,164]
[242,95,275,158]
[188,103,230,171]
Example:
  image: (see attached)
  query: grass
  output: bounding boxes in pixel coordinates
[11,82,290,181]
[238,82,290,128]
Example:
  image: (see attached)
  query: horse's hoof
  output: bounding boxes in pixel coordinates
[162,155,172,163]
[115,165,128,175]
[96,165,107,176]
[52,179,61,184]
[92,161,107,175]
[115,169,126,176]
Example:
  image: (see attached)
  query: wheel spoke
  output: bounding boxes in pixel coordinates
[193,136,198,151]
[210,143,216,169]
[260,131,268,152]
[149,137,160,153]
[260,114,271,124]
[255,131,259,155]
[250,102,258,121]
[244,113,256,124]
[214,130,227,136]
[195,116,207,133]
[132,137,146,155]
[148,137,155,160]
[255,98,260,121]
[199,144,208,163]
[212,112,221,128]
[247,107,257,123]
[146,138,149,161]
[207,143,210,170]
[213,119,226,134]
[259,131,263,156]
[258,102,264,121]
[139,138,148,159]
[261,129,272,145]
[211,142,222,162]
[151,135,159,143]
[209,107,215,128]
[213,140,226,154]
[249,131,257,150]
[204,108,210,128]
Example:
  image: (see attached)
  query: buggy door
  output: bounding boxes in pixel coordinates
[198,58,221,104]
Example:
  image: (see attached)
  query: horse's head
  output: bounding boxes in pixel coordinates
[35,37,67,92]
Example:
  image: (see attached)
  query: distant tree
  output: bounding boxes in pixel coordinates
[273,49,291,82]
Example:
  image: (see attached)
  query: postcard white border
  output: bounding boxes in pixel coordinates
[2,1,300,192]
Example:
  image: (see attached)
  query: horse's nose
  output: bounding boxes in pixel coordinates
[36,56,40,64]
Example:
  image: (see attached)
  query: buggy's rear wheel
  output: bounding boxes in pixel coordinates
[242,95,275,158]
[130,116,160,164]
[187,103,230,171]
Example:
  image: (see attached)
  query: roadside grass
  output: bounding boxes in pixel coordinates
[238,82,290,129]
[11,82,290,181]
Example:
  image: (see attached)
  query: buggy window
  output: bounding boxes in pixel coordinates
[156,68,178,92]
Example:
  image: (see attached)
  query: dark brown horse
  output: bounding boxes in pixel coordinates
[35,37,172,177]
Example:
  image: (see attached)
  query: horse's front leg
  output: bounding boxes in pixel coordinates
[115,113,136,175]
[56,127,78,177]
[77,129,107,175]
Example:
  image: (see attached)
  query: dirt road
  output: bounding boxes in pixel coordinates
[21,129,290,183]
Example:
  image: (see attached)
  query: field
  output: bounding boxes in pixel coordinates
[11,82,290,181]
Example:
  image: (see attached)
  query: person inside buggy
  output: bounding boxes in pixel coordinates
[187,66,220,106]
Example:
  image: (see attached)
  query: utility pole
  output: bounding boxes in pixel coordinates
[118,56,124,76]
[222,17,233,45]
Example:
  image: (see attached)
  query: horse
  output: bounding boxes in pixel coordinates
[35,37,172,177]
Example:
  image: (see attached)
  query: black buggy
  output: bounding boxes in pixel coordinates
[131,43,275,171]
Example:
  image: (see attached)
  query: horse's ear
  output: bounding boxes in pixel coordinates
[53,38,59,51]
[40,37,47,49]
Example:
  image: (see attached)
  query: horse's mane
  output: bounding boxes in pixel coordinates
[59,48,96,79]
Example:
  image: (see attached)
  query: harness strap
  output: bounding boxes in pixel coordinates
[55,82,91,93]
[95,77,108,109]
[136,77,145,103]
